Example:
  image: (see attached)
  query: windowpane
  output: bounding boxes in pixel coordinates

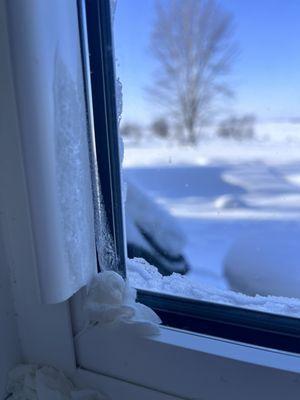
[113,0,300,318]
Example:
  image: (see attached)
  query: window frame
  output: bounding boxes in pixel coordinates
[78,0,126,278]
[78,0,300,355]
[75,323,300,399]
[79,0,300,356]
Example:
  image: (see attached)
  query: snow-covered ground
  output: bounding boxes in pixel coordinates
[123,123,300,299]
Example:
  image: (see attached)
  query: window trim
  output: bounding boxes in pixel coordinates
[78,0,126,278]
[137,290,300,354]
[79,0,300,355]
[75,324,300,399]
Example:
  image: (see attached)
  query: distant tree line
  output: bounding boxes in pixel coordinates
[121,113,256,142]
[217,114,256,140]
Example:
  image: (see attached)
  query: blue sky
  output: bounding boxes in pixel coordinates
[114,0,300,124]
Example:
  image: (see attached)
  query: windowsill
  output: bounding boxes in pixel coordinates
[75,322,300,399]
[152,326,300,374]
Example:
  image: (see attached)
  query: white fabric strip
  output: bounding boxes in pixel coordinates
[6,0,97,303]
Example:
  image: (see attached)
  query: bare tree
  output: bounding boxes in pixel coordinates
[147,0,237,144]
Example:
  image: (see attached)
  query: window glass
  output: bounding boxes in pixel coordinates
[114,0,300,317]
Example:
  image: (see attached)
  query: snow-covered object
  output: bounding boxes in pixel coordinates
[224,231,300,298]
[125,181,189,274]
[7,364,107,400]
[214,194,248,210]
[126,182,185,256]
[84,271,161,335]
[128,258,300,318]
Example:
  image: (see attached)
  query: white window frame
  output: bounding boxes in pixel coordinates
[75,324,300,399]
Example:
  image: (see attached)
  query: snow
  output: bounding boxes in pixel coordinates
[214,194,248,210]
[128,258,300,318]
[126,181,186,260]
[83,271,161,336]
[123,124,300,309]
[7,364,107,399]
[224,230,300,298]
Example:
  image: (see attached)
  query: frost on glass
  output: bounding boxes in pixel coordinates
[75,0,123,274]
[87,115,118,272]
[54,55,96,290]
[95,188,119,271]
[91,0,125,272]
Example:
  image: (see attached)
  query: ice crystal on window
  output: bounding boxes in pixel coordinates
[53,55,96,290]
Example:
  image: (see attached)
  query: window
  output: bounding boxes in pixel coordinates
[79,0,300,355]
[4,1,300,398]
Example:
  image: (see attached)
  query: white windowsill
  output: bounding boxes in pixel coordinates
[152,326,300,374]
[75,323,300,399]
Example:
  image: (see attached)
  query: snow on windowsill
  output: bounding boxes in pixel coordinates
[7,364,107,400]
[81,271,161,337]
[128,258,300,318]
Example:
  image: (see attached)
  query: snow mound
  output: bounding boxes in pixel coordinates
[214,194,248,210]
[128,258,300,317]
[224,231,300,298]
[286,173,300,187]
[83,271,161,336]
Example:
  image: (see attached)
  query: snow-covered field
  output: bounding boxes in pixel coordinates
[123,123,300,301]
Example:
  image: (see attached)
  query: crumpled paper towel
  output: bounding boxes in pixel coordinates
[84,271,161,335]
[7,364,108,400]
